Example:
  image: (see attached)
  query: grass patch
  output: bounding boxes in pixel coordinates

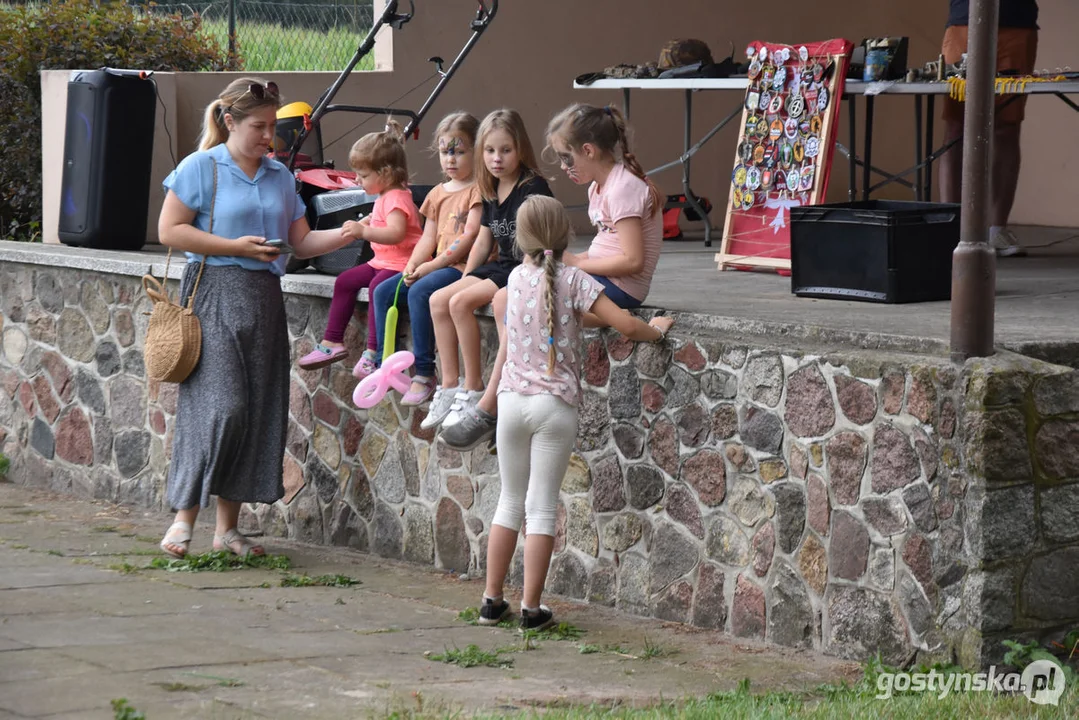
[134,535,161,545]
[426,644,514,669]
[9,543,27,549]
[526,621,584,642]
[111,698,145,720]
[201,19,375,72]
[578,644,601,654]
[46,549,63,556]
[280,573,359,588]
[639,636,676,660]
[108,562,141,575]
[148,550,290,573]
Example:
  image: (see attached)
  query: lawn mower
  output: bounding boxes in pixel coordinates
[275,0,499,274]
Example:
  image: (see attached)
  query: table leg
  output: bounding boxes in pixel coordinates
[914,95,923,201]
[925,95,935,201]
[623,88,631,121]
[863,95,875,201]
[847,94,857,202]
[681,89,713,247]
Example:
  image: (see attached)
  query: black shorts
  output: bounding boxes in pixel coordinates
[468,259,518,289]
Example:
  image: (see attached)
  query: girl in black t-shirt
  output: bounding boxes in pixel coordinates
[425,109,552,431]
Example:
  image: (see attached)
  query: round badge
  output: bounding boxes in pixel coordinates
[793,142,805,163]
[812,63,824,82]
[758,91,771,111]
[769,119,783,140]
[799,120,812,136]
[774,169,787,190]
[746,91,761,112]
[786,167,801,190]
[780,142,793,168]
[787,94,805,119]
[773,66,787,91]
[753,144,766,165]
[817,87,830,113]
[732,187,743,208]
[746,166,762,190]
[746,114,761,136]
[789,71,802,95]
[762,65,775,87]
[799,46,809,62]
[805,136,821,159]
[810,116,823,135]
[799,164,815,191]
[763,144,778,169]
[758,46,769,62]
[742,191,754,211]
[784,117,798,140]
[740,140,754,163]
[804,86,819,108]
[732,164,748,187]
[768,94,783,115]
[748,58,762,80]
[761,168,773,189]
[746,45,757,59]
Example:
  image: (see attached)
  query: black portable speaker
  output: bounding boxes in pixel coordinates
[58,69,156,250]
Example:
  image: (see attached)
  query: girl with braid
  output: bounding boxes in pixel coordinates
[443,103,664,451]
[475,196,673,631]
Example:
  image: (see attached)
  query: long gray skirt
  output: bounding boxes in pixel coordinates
[166,264,289,510]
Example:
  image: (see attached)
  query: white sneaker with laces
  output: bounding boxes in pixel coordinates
[989,227,1026,257]
[442,389,483,429]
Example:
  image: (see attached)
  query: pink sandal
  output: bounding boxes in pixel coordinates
[401,376,437,406]
[299,343,349,370]
[352,351,379,380]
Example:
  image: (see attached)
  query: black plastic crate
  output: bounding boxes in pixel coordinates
[789,200,961,303]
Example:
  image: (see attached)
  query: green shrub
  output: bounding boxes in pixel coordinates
[0,0,234,242]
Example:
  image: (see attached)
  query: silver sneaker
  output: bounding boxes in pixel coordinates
[441,389,483,429]
[989,228,1026,257]
[419,388,455,430]
[441,405,497,451]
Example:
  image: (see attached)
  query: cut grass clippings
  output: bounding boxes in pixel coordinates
[148,550,290,573]
[280,573,359,588]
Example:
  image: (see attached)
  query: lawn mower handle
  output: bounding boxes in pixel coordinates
[285,0,498,169]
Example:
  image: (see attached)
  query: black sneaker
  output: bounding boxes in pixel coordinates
[519,605,555,632]
[478,596,510,626]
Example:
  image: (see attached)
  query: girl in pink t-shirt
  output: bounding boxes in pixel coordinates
[474,196,674,631]
[298,121,422,373]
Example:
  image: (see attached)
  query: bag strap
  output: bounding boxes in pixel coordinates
[159,157,215,309]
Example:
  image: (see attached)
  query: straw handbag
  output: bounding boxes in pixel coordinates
[142,158,215,383]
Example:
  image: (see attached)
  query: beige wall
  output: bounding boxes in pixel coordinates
[41,0,1077,244]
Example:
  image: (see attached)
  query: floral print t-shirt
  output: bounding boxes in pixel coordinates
[499,262,604,407]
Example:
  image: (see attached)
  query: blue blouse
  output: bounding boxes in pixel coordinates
[162,143,306,276]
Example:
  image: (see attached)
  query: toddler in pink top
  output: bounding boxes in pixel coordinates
[474,195,674,632]
[297,121,422,373]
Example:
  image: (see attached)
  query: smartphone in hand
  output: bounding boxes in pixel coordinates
[263,238,295,255]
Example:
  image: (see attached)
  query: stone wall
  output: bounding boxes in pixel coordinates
[2,253,1077,668]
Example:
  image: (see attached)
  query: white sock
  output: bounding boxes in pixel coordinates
[989,225,1002,240]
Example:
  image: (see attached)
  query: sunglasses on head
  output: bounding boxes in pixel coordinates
[243,81,279,101]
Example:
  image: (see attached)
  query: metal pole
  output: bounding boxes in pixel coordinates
[228,0,237,61]
[950,0,999,362]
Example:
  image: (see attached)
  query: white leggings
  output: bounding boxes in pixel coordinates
[492,392,579,536]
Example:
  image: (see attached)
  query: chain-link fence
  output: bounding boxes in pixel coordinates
[134,1,374,71]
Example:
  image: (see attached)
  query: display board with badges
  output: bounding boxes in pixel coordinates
[717,39,854,273]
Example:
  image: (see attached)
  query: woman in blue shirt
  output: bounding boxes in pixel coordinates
[157,77,353,559]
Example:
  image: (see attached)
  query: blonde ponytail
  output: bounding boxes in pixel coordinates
[198,99,229,151]
[543,251,558,375]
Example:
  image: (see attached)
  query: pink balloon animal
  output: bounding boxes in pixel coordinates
[352,350,415,409]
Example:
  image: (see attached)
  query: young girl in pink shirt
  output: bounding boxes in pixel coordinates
[298,121,423,373]
[475,195,674,630]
